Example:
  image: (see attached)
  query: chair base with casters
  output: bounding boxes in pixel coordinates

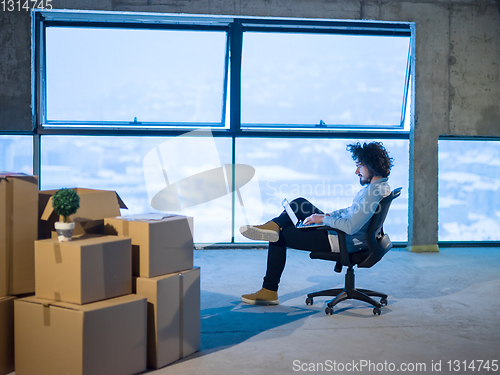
[305,187,402,316]
[306,266,387,316]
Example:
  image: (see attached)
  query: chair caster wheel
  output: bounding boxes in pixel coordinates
[325,306,333,315]
[373,307,381,315]
[306,297,313,305]
[380,297,387,306]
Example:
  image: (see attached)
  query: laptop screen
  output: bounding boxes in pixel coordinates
[282,198,299,226]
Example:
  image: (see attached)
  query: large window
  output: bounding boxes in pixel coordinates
[39,135,408,243]
[241,32,410,128]
[31,10,413,244]
[41,135,233,244]
[439,139,500,241]
[235,138,409,242]
[36,11,411,132]
[45,27,228,127]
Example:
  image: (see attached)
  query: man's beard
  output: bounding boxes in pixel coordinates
[359,174,373,186]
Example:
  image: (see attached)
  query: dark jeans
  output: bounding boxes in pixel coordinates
[262,197,332,292]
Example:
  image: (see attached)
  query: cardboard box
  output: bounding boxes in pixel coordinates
[35,235,132,304]
[136,267,200,369]
[0,174,38,296]
[0,296,15,375]
[39,188,127,239]
[15,294,147,375]
[104,214,193,278]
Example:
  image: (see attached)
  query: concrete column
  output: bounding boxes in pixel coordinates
[0,10,31,131]
[370,2,450,252]
[405,3,450,252]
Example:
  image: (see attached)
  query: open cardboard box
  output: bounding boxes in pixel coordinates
[0,174,38,296]
[15,294,147,375]
[39,188,127,239]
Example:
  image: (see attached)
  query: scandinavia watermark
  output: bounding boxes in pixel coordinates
[265,179,388,213]
[143,128,263,245]
[265,179,360,200]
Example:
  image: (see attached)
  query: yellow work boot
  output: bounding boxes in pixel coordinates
[239,221,280,242]
[241,288,279,305]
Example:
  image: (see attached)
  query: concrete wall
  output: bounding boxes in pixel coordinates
[0,9,31,129]
[0,0,499,249]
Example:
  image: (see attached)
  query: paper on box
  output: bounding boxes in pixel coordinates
[0,296,15,375]
[39,188,127,239]
[15,294,147,375]
[35,235,132,304]
[0,174,38,296]
[135,267,200,369]
[104,215,193,277]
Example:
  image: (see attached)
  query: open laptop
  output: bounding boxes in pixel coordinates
[282,198,328,229]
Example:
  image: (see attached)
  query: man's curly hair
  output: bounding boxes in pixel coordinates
[346,142,393,178]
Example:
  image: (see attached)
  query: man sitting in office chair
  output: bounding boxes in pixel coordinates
[239,141,393,305]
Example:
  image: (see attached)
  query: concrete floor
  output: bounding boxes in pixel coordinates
[145,247,500,375]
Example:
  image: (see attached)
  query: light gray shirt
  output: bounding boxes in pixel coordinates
[322,178,391,253]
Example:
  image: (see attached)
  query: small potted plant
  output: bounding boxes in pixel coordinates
[52,188,80,242]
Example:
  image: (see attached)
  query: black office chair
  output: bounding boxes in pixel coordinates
[306,187,402,315]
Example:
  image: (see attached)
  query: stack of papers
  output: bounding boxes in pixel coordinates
[115,213,178,221]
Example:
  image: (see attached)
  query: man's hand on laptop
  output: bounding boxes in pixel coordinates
[303,213,326,226]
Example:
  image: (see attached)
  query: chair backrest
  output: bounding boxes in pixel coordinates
[357,187,402,268]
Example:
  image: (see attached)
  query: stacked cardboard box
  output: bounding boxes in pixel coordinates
[3,183,199,374]
[0,174,38,375]
[104,214,200,370]
[0,296,15,375]
[15,188,148,375]
[0,174,38,297]
[15,293,147,375]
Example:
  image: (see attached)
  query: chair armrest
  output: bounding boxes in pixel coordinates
[325,228,352,268]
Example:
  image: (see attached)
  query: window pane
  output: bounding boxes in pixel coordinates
[46,27,227,125]
[241,32,410,128]
[0,135,33,174]
[235,138,408,242]
[439,140,500,241]
[41,135,232,243]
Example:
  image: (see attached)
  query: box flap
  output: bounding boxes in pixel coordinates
[115,193,127,209]
[41,188,127,221]
[0,173,37,179]
[0,174,38,182]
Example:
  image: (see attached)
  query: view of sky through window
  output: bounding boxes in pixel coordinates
[46,27,227,124]
[38,136,409,243]
[241,32,410,127]
[0,136,33,174]
[439,140,500,241]
[235,138,409,242]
